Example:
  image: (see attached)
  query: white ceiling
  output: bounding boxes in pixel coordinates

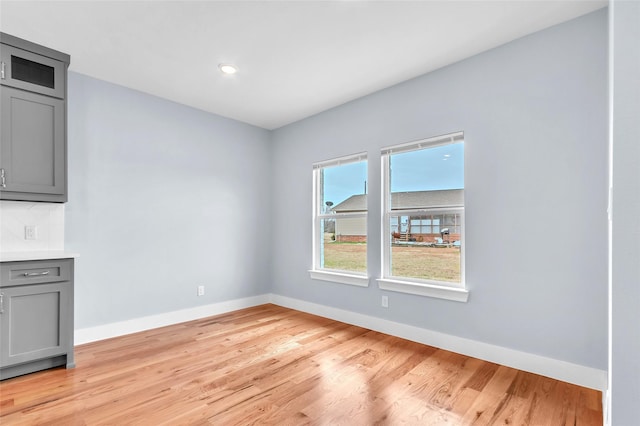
[0,1,606,130]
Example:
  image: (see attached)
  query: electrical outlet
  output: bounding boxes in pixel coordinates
[25,225,38,240]
[381,295,389,308]
[197,285,205,296]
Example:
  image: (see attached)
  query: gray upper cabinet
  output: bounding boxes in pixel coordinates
[1,87,66,198]
[0,43,66,99]
[0,33,70,203]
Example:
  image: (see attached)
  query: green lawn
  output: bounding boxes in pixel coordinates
[323,242,368,273]
[323,242,461,282]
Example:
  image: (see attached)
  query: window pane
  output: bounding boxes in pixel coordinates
[390,216,399,234]
[316,157,367,275]
[320,218,367,273]
[400,216,408,232]
[387,140,463,284]
[390,143,463,192]
[443,214,455,226]
[391,244,461,282]
[389,212,461,282]
[321,161,367,214]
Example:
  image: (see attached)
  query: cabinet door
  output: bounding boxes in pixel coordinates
[0,86,66,201]
[0,282,71,367]
[0,44,66,99]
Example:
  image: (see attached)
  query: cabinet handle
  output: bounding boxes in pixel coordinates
[0,62,5,79]
[1,168,5,188]
[24,271,50,277]
[0,293,4,314]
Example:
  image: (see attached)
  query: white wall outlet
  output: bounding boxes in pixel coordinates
[197,285,205,296]
[381,295,389,308]
[25,225,38,240]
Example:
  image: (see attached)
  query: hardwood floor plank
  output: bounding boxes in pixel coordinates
[0,304,602,425]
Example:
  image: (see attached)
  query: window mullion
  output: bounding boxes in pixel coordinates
[381,154,392,278]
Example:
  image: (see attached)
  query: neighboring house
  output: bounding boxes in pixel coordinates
[331,189,463,243]
[329,193,368,242]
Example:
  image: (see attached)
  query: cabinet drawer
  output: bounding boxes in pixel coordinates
[0,259,72,287]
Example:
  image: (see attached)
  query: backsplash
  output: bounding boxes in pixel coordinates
[0,201,65,252]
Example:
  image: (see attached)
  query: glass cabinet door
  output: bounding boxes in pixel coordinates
[1,44,65,99]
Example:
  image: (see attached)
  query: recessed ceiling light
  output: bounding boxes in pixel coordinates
[219,64,238,75]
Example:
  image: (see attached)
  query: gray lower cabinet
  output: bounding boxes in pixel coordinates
[0,259,74,380]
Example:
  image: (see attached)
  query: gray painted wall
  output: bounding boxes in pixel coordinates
[60,8,612,379]
[65,73,272,328]
[271,10,608,370]
[610,0,640,423]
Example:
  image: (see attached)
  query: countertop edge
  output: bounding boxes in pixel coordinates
[0,251,80,262]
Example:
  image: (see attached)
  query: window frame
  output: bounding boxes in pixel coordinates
[309,152,370,287]
[378,132,469,302]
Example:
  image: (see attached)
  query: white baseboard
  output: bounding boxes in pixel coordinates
[74,294,271,345]
[270,294,607,392]
[74,293,606,393]
[603,389,611,426]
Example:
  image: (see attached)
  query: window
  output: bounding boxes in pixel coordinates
[310,153,369,287]
[379,132,468,302]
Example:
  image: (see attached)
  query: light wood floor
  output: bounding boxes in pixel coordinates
[0,304,602,425]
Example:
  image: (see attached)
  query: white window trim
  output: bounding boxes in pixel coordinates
[377,278,469,302]
[310,152,369,287]
[381,132,464,156]
[309,270,370,287]
[380,132,468,302]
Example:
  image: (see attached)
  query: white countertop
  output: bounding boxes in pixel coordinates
[0,251,80,262]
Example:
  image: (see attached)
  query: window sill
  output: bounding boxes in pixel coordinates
[309,270,370,287]
[376,278,469,302]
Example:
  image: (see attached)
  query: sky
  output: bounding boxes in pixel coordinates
[322,142,464,208]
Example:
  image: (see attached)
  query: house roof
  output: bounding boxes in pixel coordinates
[331,194,367,212]
[332,189,463,212]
